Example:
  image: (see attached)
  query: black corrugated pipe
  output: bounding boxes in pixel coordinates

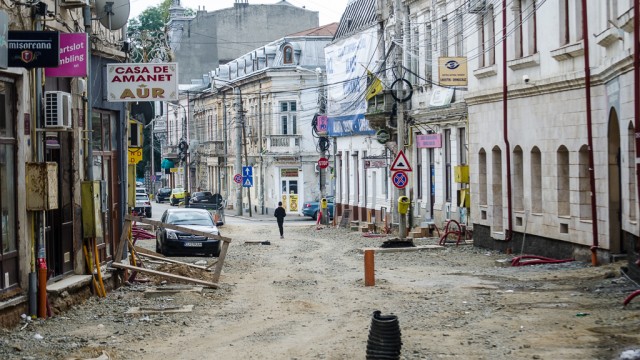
[581,0,599,266]
[502,0,513,243]
[366,310,402,360]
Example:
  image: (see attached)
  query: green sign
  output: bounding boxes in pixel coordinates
[375,129,390,144]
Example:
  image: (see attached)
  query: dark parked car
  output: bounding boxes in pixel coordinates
[155,208,221,257]
[302,196,334,220]
[156,187,171,203]
[189,191,224,209]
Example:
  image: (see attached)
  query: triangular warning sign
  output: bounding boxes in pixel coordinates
[390,150,412,172]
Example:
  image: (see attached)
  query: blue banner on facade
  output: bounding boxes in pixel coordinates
[327,113,375,137]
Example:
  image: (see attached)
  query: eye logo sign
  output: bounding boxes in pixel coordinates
[444,60,460,70]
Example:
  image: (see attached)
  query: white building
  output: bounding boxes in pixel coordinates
[183,24,338,215]
[465,0,638,264]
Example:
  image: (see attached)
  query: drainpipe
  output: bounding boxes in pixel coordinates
[502,0,513,242]
[581,0,599,266]
[634,0,640,263]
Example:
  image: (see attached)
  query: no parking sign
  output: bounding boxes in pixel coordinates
[392,171,408,189]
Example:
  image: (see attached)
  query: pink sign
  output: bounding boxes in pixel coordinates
[416,134,442,148]
[45,33,87,77]
[316,115,328,135]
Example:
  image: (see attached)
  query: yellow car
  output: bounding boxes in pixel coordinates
[170,188,186,206]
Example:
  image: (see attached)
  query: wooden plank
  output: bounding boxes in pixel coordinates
[125,214,231,243]
[358,245,445,253]
[110,262,219,288]
[211,241,229,283]
[114,219,132,263]
[134,247,209,270]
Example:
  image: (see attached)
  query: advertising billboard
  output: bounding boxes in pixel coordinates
[106,63,179,102]
[324,27,379,137]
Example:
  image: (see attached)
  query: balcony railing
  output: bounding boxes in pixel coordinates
[266,135,301,153]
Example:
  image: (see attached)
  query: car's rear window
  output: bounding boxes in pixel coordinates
[136,194,149,201]
[166,212,213,226]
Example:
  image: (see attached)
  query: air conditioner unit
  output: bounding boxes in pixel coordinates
[467,0,486,14]
[44,91,72,129]
[60,0,89,7]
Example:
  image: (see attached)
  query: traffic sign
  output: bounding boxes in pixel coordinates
[242,166,253,177]
[233,173,242,184]
[392,171,408,189]
[390,150,412,172]
[318,157,329,169]
[242,177,253,188]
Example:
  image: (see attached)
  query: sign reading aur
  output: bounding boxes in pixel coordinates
[106,63,178,102]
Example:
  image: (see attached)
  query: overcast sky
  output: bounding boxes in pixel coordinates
[128,0,347,26]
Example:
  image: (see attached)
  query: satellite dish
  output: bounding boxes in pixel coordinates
[95,0,130,30]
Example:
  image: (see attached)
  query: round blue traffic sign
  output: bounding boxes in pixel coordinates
[392,171,408,189]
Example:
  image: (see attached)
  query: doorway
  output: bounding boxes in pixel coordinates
[608,108,622,254]
[280,176,299,213]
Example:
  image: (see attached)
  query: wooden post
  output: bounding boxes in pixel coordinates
[364,249,375,286]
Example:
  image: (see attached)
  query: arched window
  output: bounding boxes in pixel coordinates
[283,45,293,64]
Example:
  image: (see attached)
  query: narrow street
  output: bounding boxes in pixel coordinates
[1,201,639,359]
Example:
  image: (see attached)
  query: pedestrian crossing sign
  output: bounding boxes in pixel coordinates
[242,177,253,187]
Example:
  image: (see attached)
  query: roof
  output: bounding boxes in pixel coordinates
[334,0,377,39]
[287,23,339,37]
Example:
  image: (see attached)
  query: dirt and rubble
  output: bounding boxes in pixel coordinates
[1,221,640,360]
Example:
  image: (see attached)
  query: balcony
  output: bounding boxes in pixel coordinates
[266,135,301,154]
[365,91,395,130]
[163,145,179,159]
[203,140,225,156]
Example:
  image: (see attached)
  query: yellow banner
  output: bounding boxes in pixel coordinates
[128,147,142,164]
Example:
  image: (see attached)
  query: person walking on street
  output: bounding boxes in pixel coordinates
[274,201,286,239]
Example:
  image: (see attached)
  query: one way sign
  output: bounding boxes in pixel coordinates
[242,166,253,187]
[390,150,412,172]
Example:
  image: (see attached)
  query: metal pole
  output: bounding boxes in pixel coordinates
[259,83,265,214]
[395,0,407,239]
[235,87,242,215]
[150,117,155,193]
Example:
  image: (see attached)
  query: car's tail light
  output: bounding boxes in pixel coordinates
[305,204,311,208]
[145,201,150,205]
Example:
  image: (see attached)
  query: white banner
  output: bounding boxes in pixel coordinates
[106,63,179,102]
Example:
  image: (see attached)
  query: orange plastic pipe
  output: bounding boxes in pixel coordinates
[38,266,47,318]
[364,250,375,286]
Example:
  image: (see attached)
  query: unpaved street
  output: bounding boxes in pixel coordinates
[1,220,640,360]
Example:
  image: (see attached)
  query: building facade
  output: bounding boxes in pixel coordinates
[167,0,320,83]
[0,1,127,327]
[164,24,337,215]
[464,0,639,265]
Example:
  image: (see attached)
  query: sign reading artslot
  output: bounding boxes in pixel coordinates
[106,63,179,102]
